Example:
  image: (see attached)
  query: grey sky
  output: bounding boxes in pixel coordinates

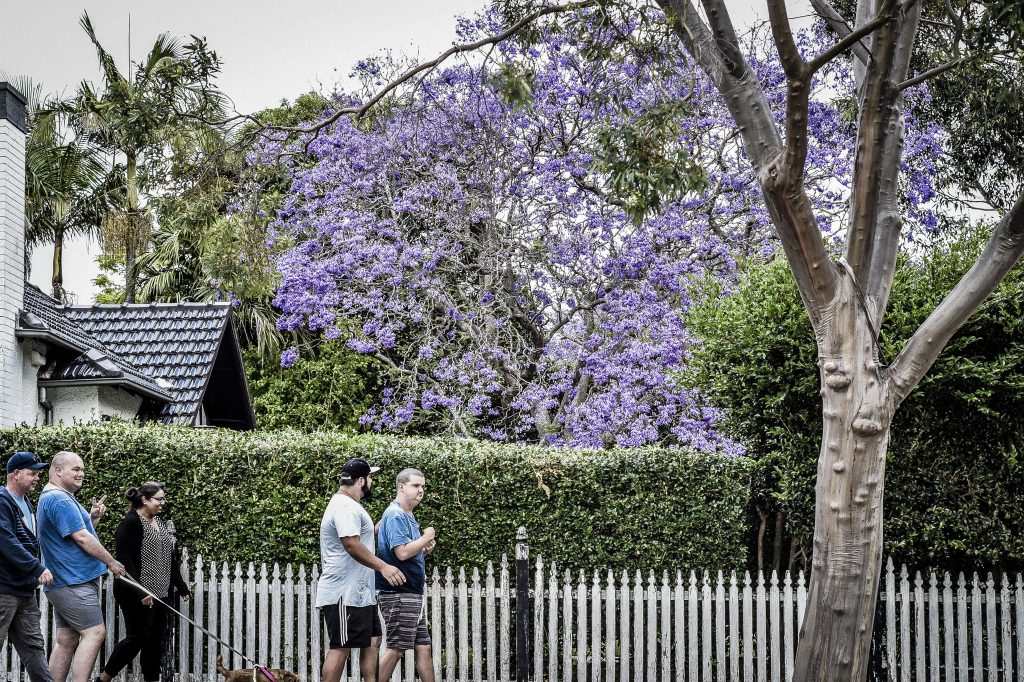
[2,0,794,302]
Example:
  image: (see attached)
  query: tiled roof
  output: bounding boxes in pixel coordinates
[64,302,233,424]
[19,285,172,401]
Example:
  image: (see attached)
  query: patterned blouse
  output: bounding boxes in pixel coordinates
[140,516,176,598]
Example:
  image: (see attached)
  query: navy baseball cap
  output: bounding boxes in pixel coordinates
[7,451,48,474]
[339,458,380,483]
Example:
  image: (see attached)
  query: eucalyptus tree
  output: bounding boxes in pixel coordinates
[265,0,1024,676]
[59,12,226,302]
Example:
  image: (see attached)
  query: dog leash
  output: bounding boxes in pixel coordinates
[115,573,279,682]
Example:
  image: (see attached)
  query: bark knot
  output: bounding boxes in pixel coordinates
[852,418,883,435]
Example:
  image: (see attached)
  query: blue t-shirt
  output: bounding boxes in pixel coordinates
[376,500,425,594]
[12,493,35,534]
[37,488,106,591]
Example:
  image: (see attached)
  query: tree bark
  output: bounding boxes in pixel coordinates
[125,152,139,304]
[51,231,64,302]
[793,271,891,682]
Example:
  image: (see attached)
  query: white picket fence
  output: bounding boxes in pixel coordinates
[3,554,1024,681]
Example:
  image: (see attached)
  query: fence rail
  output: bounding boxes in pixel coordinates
[3,548,1024,681]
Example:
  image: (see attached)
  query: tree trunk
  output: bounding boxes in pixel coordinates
[793,272,892,682]
[51,231,64,302]
[125,153,139,304]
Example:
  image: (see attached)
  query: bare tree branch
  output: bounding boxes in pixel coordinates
[898,57,963,89]
[809,0,871,64]
[809,0,897,73]
[888,191,1024,405]
[266,0,599,140]
[767,0,807,79]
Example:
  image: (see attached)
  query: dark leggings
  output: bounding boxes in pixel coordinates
[103,587,167,681]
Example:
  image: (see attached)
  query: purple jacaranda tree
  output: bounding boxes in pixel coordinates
[264,0,1022,673]
[270,9,938,455]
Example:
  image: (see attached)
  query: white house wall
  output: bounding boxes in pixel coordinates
[20,342,45,425]
[97,386,142,421]
[0,111,26,427]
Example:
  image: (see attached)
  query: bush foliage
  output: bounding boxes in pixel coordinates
[686,227,1024,571]
[0,424,752,572]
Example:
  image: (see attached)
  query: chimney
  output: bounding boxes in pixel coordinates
[0,82,27,426]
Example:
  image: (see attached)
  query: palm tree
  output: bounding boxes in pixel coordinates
[3,74,116,301]
[58,12,226,302]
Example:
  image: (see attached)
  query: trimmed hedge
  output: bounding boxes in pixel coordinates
[0,423,753,572]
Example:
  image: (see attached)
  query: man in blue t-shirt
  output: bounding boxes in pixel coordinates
[37,451,124,682]
[376,468,436,682]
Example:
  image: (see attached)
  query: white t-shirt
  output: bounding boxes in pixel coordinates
[315,493,376,608]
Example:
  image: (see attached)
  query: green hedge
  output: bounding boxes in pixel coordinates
[0,423,753,572]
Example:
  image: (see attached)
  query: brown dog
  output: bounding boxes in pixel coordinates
[216,655,299,682]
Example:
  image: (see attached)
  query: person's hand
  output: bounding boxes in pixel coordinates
[38,569,53,586]
[90,496,108,522]
[142,595,154,608]
[422,527,436,541]
[380,564,406,587]
[107,560,126,577]
[182,593,191,602]
[424,539,437,555]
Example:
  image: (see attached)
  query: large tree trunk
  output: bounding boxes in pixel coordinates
[124,153,139,304]
[793,271,892,681]
[51,230,64,302]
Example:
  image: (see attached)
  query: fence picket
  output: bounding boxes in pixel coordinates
[619,570,630,682]
[674,571,686,682]
[715,571,726,682]
[728,572,739,682]
[634,570,644,682]
[436,566,447,682]
[928,573,939,682]
[444,567,455,682]
[458,561,468,679]
[688,571,699,682]
[647,572,657,682]
[943,573,955,682]
[550,565,561,682]
[915,571,926,682]
[1016,574,1024,682]
[605,570,616,682]
[564,569,574,682]
[296,565,307,682]
[755,570,766,682]
[900,564,911,682]
[532,560,543,682]
[782,571,793,682]
[743,571,753,682]
[660,572,671,682]
[593,571,604,682]
[473,567,484,682]
[703,572,713,682]
[269,563,281,670]
[999,574,1011,682]
[499,557,510,682]
[970,573,982,682]
[580,570,590,682]
[887,559,898,678]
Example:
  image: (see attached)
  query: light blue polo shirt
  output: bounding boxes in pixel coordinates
[37,487,106,591]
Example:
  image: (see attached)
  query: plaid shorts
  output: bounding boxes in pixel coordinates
[377,592,430,650]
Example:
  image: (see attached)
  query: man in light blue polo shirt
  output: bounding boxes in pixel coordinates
[37,451,124,682]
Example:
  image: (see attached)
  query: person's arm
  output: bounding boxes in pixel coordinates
[393,527,436,561]
[0,501,45,579]
[170,537,191,599]
[114,514,142,578]
[340,536,405,586]
[69,529,125,576]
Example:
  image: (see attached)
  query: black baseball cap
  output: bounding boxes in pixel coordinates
[7,451,48,474]
[340,457,380,483]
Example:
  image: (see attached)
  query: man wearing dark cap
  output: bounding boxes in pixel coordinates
[316,458,405,682]
[0,451,55,682]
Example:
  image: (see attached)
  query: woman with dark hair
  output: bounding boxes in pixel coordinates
[95,482,189,682]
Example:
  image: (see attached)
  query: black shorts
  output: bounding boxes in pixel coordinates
[322,602,382,649]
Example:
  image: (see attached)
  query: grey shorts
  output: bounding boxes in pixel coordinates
[377,592,430,650]
[47,578,104,631]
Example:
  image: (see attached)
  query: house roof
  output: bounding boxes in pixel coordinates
[18,285,172,402]
[64,301,246,425]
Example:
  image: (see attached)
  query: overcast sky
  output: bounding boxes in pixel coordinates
[2,0,791,302]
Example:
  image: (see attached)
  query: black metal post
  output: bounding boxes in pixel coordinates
[515,526,531,682]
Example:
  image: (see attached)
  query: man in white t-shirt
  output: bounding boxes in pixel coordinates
[317,458,404,682]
